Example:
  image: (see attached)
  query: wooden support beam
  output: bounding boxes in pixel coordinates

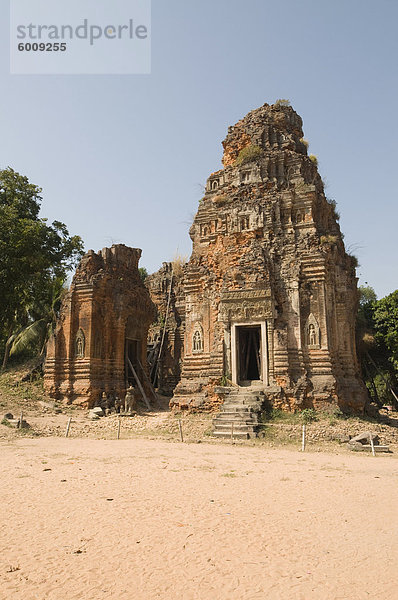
[127,358,151,410]
[137,358,158,401]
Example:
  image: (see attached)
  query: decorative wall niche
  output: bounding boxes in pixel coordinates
[192,323,204,353]
[306,314,320,349]
[75,328,85,358]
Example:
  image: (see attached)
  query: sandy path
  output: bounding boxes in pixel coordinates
[0,438,397,600]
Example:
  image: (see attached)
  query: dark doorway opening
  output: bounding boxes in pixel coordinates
[125,338,141,386]
[238,326,261,383]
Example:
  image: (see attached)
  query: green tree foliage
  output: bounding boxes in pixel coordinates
[139,267,149,282]
[8,275,66,359]
[357,285,377,327]
[373,291,398,371]
[0,167,83,368]
[356,286,398,407]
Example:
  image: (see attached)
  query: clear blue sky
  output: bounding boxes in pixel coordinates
[1,0,397,298]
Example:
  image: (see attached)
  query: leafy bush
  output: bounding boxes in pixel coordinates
[309,154,318,166]
[219,375,231,387]
[300,138,309,149]
[235,144,263,166]
[139,267,148,282]
[326,197,340,221]
[327,197,337,210]
[348,254,359,268]
[330,407,346,420]
[300,408,317,423]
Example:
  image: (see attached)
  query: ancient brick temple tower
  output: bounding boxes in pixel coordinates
[172,102,367,413]
[44,245,156,407]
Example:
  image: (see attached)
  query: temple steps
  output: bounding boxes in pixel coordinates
[212,388,264,439]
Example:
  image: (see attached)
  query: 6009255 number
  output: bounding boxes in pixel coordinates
[18,43,67,52]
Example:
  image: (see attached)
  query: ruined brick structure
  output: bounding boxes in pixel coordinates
[44,245,156,407]
[146,263,185,395]
[45,103,367,417]
[172,102,367,413]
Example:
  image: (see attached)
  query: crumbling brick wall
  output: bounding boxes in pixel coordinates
[172,102,367,413]
[44,244,156,407]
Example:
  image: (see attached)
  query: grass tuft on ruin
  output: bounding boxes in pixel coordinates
[320,234,339,246]
[274,99,290,108]
[235,144,264,166]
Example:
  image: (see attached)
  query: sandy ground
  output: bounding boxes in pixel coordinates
[1,438,397,600]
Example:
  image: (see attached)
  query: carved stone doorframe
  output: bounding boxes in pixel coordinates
[231,321,269,387]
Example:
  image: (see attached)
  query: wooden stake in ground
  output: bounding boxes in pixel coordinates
[231,422,234,444]
[117,417,121,440]
[178,419,184,443]
[369,432,376,457]
[65,417,72,438]
[302,424,306,452]
[18,412,23,429]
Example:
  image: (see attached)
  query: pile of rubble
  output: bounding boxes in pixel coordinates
[347,431,390,453]
[1,412,30,429]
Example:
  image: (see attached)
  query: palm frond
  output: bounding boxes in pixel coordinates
[9,319,48,356]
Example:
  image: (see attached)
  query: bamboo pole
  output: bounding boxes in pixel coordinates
[178,419,184,442]
[117,417,121,440]
[301,424,306,451]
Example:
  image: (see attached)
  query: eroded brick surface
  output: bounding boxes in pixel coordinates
[44,245,156,407]
[171,102,367,413]
[46,103,367,415]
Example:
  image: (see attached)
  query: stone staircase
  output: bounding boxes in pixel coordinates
[212,388,265,439]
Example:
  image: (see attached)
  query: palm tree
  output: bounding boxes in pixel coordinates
[1,276,66,371]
